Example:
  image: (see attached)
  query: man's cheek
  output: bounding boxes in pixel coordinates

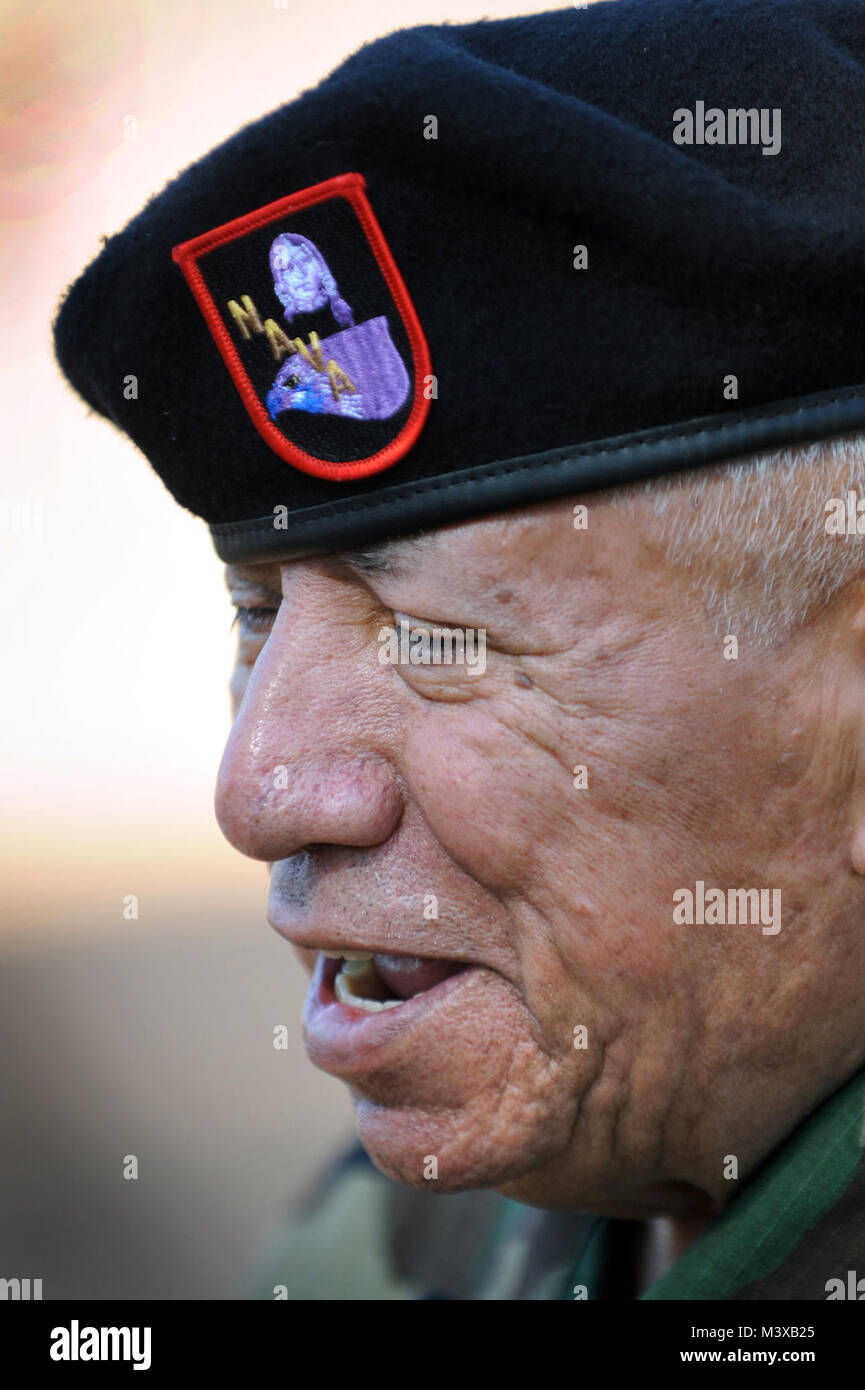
[404,721,560,891]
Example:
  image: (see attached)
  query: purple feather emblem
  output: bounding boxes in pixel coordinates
[267,317,410,421]
[266,233,410,422]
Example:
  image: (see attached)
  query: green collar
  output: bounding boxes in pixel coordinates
[646,1067,865,1299]
[564,1065,865,1300]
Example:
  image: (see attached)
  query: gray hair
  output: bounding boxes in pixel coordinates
[606,433,865,644]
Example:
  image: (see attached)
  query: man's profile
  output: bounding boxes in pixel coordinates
[53,0,865,1303]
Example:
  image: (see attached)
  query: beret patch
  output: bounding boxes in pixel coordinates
[171,173,431,480]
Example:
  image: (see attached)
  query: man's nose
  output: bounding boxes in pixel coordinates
[214,578,403,862]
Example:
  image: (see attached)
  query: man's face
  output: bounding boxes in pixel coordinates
[215,495,863,1218]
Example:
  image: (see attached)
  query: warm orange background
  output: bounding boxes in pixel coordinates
[2,0,571,1297]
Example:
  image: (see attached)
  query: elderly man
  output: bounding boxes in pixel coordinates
[54,0,865,1301]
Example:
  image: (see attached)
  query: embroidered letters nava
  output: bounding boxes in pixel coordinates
[171,172,431,479]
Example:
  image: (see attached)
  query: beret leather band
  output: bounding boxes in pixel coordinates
[211,383,865,562]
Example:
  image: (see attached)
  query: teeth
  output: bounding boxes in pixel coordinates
[340,957,375,978]
[334,970,401,1011]
[322,950,403,1012]
[335,958,379,991]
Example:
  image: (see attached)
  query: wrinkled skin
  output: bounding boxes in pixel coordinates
[215,493,865,1223]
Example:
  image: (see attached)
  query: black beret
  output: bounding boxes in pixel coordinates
[54,0,865,563]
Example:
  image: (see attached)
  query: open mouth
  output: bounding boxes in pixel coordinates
[320,949,466,1013]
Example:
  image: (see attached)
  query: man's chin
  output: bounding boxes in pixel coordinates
[350,1093,565,1196]
[352,1099,720,1218]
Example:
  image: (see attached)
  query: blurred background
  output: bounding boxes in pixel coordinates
[0,0,556,1298]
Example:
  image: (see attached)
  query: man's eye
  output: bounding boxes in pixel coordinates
[231,605,278,635]
[380,613,489,691]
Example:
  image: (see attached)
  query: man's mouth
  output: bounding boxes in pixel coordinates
[299,943,503,1080]
[320,949,466,1013]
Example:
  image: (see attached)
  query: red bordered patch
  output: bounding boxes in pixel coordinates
[172,173,431,481]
